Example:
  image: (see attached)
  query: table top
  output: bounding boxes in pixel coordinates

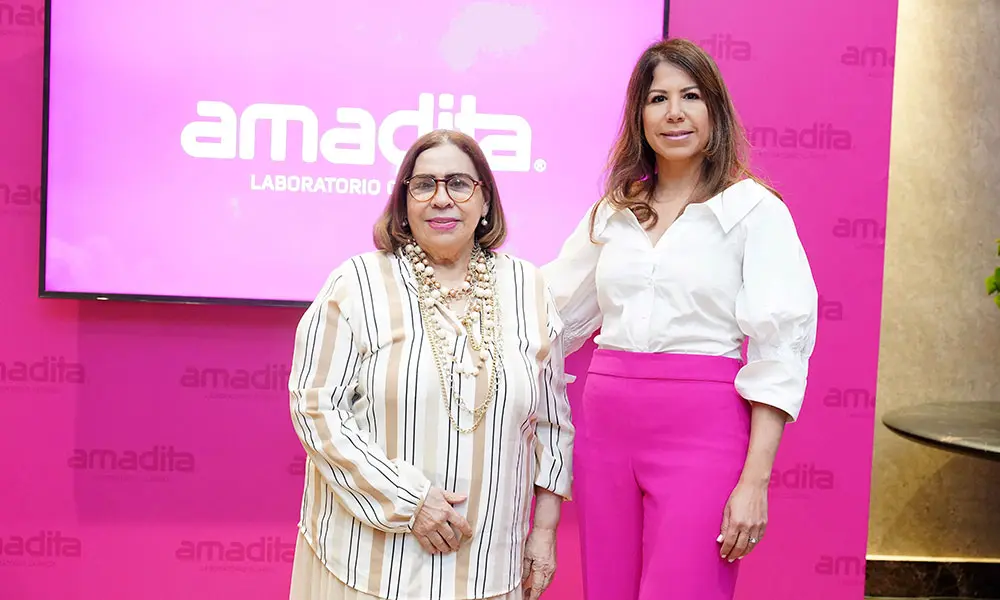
[882,401,1000,461]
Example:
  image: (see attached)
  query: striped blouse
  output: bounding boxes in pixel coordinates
[288,250,574,600]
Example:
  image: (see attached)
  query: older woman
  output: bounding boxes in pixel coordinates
[287,129,573,600]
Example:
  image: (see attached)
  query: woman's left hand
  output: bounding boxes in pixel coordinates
[718,479,768,562]
[521,527,557,599]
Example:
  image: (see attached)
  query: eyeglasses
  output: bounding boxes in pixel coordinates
[404,173,484,203]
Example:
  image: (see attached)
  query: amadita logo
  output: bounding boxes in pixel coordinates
[68,445,195,473]
[841,46,895,69]
[815,554,865,578]
[832,218,885,248]
[180,364,290,392]
[180,93,534,172]
[770,463,835,491]
[176,536,294,572]
[0,3,44,33]
[180,363,290,401]
[0,356,86,386]
[699,34,751,62]
[818,296,843,321]
[824,387,876,413]
[0,182,41,214]
[0,531,81,568]
[747,123,853,153]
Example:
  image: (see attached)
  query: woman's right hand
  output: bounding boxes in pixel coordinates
[412,487,474,554]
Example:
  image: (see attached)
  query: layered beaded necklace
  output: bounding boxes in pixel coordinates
[402,242,503,434]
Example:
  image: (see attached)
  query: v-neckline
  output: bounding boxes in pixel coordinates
[625,209,680,250]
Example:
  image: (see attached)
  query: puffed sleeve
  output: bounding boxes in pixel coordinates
[532,287,575,499]
[733,198,819,423]
[289,259,431,533]
[541,202,606,356]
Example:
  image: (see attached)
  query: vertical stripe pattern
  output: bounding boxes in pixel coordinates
[289,251,574,600]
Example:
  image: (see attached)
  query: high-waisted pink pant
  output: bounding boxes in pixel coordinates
[574,350,751,600]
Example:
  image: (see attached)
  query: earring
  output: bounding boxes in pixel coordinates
[402,219,409,228]
[480,217,488,226]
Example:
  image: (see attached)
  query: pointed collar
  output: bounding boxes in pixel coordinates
[595,178,767,235]
[702,178,766,233]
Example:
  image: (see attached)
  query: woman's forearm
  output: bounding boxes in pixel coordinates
[531,487,563,530]
[738,403,787,486]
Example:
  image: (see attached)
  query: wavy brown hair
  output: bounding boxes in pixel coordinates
[593,37,779,236]
[373,129,508,252]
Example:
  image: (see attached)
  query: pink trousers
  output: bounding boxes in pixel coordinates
[574,350,751,600]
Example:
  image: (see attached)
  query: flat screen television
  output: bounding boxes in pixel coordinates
[40,0,666,306]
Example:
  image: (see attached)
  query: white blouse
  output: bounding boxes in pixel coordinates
[542,179,818,421]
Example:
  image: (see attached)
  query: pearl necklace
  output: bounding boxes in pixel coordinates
[402,243,503,434]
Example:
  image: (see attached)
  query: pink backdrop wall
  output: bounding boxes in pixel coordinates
[1,1,897,599]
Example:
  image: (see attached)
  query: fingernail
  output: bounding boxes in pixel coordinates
[716,534,723,543]
[728,559,735,563]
